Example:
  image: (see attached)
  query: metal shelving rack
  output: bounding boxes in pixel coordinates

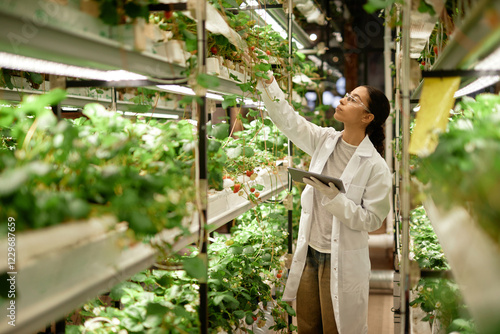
[0,0,292,333]
[398,0,500,333]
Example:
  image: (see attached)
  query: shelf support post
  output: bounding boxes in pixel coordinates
[194,0,209,332]
[400,1,412,333]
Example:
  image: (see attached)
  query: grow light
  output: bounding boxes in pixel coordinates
[0,52,147,81]
[454,76,500,98]
[240,0,304,49]
[117,110,179,119]
[156,85,224,101]
[454,47,500,98]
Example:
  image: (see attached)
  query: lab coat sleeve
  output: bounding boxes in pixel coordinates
[257,79,333,156]
[320,164,392,232]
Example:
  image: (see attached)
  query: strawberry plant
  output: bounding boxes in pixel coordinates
[0,91,197,238]
[70,200,297,333]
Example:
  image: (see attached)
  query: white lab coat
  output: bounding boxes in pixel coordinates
[258,80,392,334]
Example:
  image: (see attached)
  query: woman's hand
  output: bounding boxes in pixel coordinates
[303,177,340,200]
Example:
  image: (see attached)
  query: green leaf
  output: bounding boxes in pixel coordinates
[242,245,254,255]
[128,103,151,113]
[183,256,208,282]
[234,310,245,319]
[226,146,242,159]
[179,95,194,107]
[130,272,148,282]
[99,1,120,25]
[29,72,44,85]
[222,95,238,109]
[237,82,254,93]
[197,73,220,88]
[110,281,143,301]
[144,302,169,328]
[285,304,296,316]
[243,147,254,158]
[211,123,230,140]
[0,106,15,127]
[295,52,306,61]
[65,325,83,334]
[122,317,144,332]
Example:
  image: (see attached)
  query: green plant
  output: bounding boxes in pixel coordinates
[95,0,155,25]
[70,201,296,333]
[415,93,500,245]
[410,279,476,333]
[409,206,476,333]
[0,91,197,238]
[409,206,449,271]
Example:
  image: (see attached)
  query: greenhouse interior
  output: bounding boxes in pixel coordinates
[1,0,499,333]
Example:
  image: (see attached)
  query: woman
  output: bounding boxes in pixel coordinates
[257,74,392,334]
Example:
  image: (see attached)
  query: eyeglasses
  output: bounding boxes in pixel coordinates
[344,92,371,113]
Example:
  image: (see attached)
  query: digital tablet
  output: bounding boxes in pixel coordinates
[288,167,345,193]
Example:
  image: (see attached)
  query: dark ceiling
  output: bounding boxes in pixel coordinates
[293,0,386,87]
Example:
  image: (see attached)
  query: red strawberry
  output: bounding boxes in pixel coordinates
[233,184,241,193]
[164,11,173,19]
[211,46,217,55]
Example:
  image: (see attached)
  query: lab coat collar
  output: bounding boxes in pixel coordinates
[339,132,375,158]
[356,135,376,157]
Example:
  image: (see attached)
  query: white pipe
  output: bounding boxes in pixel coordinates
[370,270,394,290]
[369,234,394,249]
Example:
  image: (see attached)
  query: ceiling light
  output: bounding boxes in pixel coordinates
[0,52,147,81]
[309,33,318,41]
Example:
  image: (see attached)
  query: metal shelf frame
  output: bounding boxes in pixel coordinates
[411,0,500,100]
[0,170,288,334]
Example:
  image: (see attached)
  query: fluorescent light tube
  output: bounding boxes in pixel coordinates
[117,110,179,119]
[0,52,147,81]
[454,47,500,98]
[240,1,304,49]
[454,76,500,98]
[156,85,224,101]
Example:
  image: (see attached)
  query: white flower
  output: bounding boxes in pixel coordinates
[111,318,121,325]
[435,302,441,308]
[427,287,432,292]
[418,286,424,292]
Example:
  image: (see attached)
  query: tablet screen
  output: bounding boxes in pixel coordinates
[288,167,345,193]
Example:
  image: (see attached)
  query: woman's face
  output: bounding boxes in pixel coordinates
[334,86,373,126]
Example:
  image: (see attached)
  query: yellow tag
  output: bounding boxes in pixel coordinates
[409,77,461,156]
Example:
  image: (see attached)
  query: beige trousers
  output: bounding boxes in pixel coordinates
[297,246,339,334]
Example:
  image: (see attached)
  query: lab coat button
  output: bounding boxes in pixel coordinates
[333,239,338,242]
[334,267,337,271]
[334,296,338,299]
